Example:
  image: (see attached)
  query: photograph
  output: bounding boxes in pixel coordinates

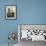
[5,5,16,20]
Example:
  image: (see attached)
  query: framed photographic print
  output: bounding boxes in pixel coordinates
[5,5,16,20]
